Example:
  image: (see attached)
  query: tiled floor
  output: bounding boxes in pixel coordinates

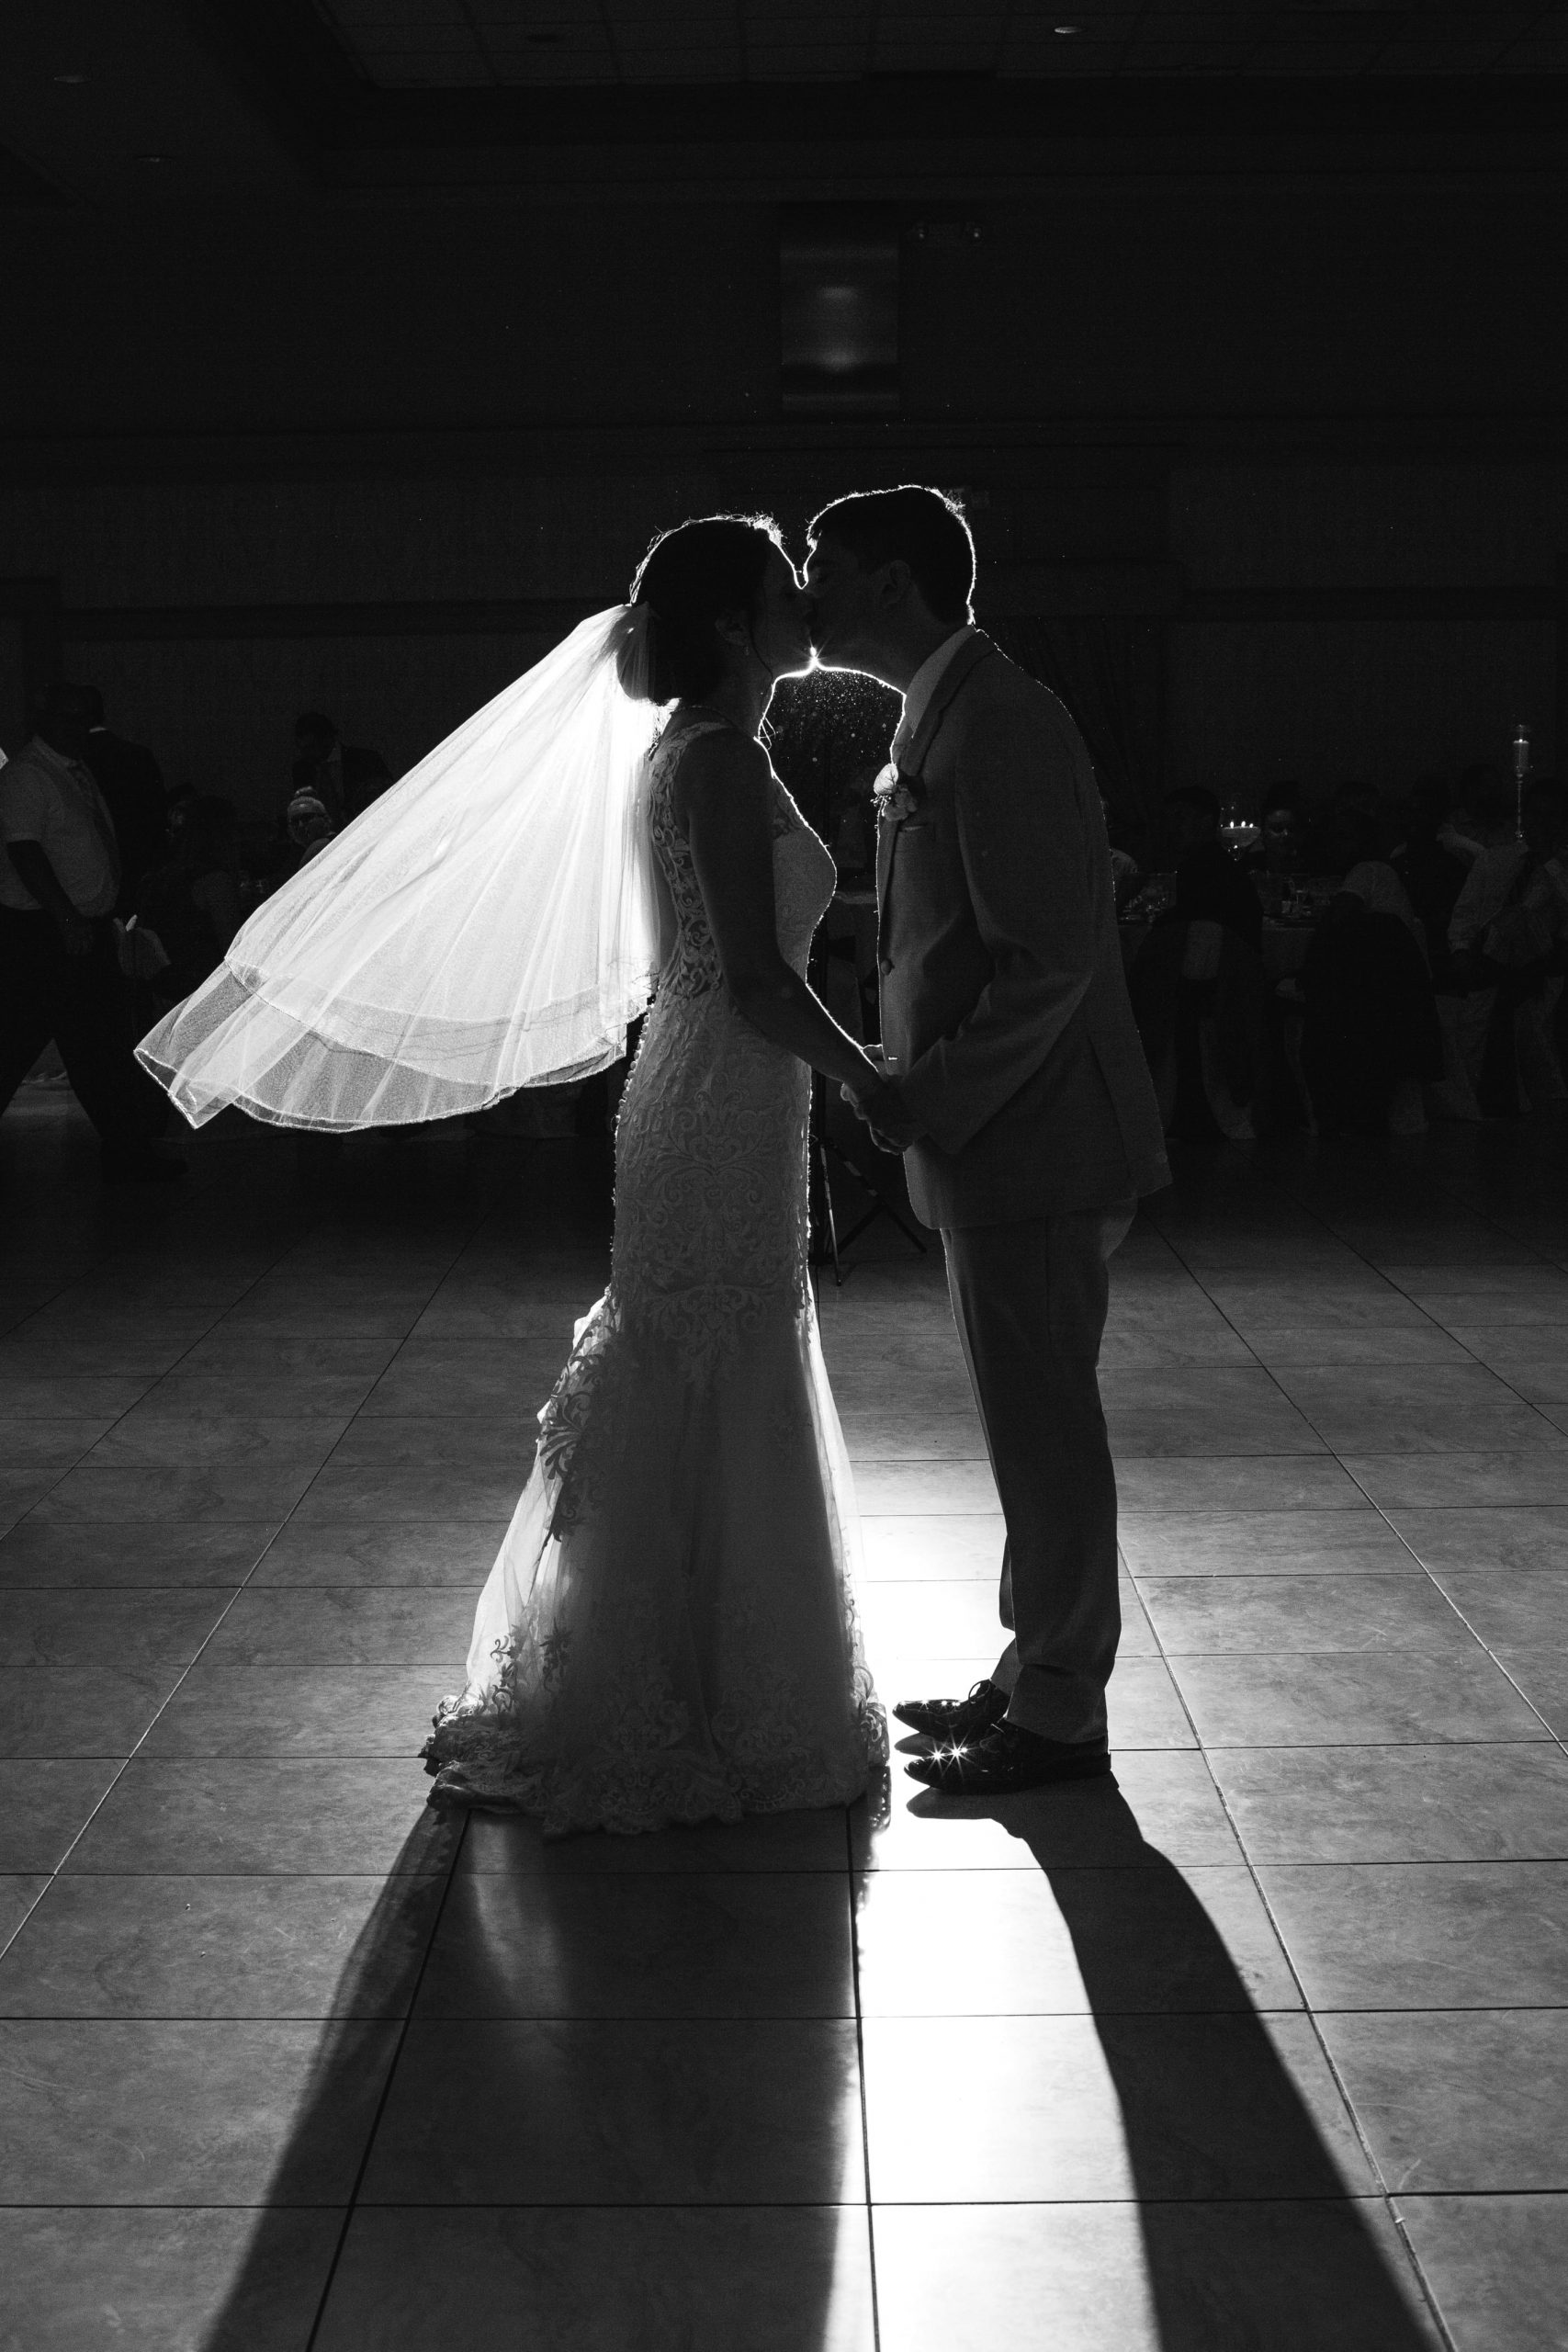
[2,1089,1566,2349]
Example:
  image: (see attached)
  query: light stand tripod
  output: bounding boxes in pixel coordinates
[1513,719,1532,841]
[806,931,928,1283]
[807,1071,928,1284]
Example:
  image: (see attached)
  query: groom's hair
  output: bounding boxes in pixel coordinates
[808,486,975,626]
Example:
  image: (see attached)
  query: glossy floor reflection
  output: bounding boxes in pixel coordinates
[3,1088,1567,2347]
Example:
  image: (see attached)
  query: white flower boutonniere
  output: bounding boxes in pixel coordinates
[873,763,924,827]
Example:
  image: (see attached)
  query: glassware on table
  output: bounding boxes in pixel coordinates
[1125,871,1176,921]
[1220,799,1260,856]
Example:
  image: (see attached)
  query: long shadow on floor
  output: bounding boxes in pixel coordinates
[201,1811,863,2351]
[908,1776,1438,2351]
[186,1819,457,2351]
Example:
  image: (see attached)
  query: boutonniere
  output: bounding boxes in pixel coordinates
[873,763,925,826]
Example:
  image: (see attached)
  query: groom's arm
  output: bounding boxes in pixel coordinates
[895,700,1099,1158]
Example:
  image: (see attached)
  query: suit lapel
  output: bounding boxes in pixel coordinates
[901,629,997,783]
[875,631,998,935]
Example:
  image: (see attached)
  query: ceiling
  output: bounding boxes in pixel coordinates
[3,0,1565,215]
[314,0,1567,88]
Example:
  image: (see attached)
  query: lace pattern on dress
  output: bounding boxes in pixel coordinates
[423,717,886,1837]
[646,718,796,1001]
[608,719,823,1379]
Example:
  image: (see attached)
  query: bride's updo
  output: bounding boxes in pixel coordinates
[621,514,784,705]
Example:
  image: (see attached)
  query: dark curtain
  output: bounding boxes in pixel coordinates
[989,615,1167,844]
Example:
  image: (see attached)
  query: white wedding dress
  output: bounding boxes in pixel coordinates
[423,718,886,1836]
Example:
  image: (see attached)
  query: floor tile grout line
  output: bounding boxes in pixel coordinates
[10,2002,1566,2026]
[21,1845,1568,1871]
[0,1515,319,1963]
[1370,1148,1568,1280]
[217,1160,581,2346]
[1256,1163,1568,1757]
[6,1128,1561,2324]
[1116,1390,1461,2352]
[6,1193,324,1498]
[0,1193,357,1963]
[0,2183,1554,2200]
[841,1799,883,2352]
[2,1151,282,1340]
[1347,1488,1568,1764]
[1145,1148,1568,2345]
[0,1170,511,1965]
[318,1201,529,1480]
[302,1806,473,2352]
[1143,1166,1568,1757]
[818,1245,887,2352]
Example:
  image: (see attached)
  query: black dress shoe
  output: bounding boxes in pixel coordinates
[905,1720,1111,1794]
[893,1679,1010,1743]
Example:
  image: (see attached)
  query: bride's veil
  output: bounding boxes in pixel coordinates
[138,605,671,1131]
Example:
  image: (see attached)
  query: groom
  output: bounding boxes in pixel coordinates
[806,486,1169,1794]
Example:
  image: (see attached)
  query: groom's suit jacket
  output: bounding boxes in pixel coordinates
[875,630,1169,1230]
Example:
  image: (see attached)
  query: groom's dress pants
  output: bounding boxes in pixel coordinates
[942,1204,1134,1747]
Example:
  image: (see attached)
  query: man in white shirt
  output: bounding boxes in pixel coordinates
[1449,782,1568,964]
[0,683,183,1181]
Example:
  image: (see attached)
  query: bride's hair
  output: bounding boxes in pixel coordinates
[622,514,784,704]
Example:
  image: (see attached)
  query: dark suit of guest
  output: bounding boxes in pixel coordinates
[877,630,1169,1747]
[83,728,166,914]
[1174,839,1263,954]
[0,737,148,1148]
[292,744,390,830]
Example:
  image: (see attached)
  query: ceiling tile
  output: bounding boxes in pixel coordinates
[310,0,1568,85]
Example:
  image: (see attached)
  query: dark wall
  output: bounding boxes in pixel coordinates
[4,144,1562,814]
[905,172,1564,424]
[1,202,776,434]
[6,167,1566,435]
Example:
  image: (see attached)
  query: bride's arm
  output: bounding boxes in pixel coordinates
[682,729,889,1104]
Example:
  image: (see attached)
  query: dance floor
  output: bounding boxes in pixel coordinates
[2,1092,1566,2350]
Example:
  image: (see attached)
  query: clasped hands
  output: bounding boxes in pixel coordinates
[841,1050,924,1155]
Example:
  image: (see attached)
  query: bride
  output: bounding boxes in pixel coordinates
[139,514,889,1838]
[425,516,888,1830]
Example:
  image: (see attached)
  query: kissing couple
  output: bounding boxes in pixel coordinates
[139,484,1168,1839]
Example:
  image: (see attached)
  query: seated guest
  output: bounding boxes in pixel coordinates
[1337,855,1429,963]
[1448,781,1568,1114]
[292,712,390,830]
[1160,785,1262,953]
[286,787,334,868]
[1242,786,1307,879]
[1442,763,1506,869]
[0,683,181,1180]
[1450,781,1568,962]
[135,796,243,1009]
[1100,797,1141,910]
[1129,912,1265,1143]
[79,687,167,916]
[1392,775,1470,972]
[1301,877,1443,1136]
[1304,784,1395,877]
